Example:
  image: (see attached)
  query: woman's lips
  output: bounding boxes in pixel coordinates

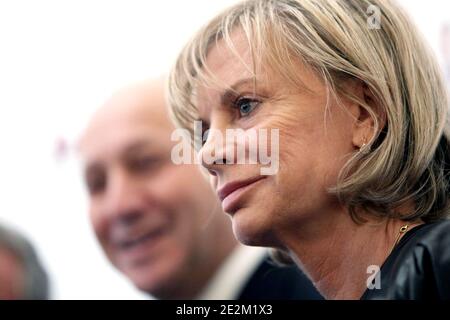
[217,176,266,213]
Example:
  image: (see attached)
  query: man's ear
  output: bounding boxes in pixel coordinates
[351,82,386,150]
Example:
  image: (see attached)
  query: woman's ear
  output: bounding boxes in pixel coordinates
[351,82,386,150]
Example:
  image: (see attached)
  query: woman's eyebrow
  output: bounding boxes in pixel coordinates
[220,77,257,105]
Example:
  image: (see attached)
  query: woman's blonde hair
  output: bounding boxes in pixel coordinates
[168,0,450,223]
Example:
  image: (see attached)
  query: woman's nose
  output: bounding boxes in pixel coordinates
[198,128,228,176]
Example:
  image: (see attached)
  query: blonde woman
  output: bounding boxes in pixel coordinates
[167,0,450,299]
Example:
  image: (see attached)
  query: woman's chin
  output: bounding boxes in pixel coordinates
[231,207,277,247]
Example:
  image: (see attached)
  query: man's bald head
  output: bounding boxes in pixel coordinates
[79,78,172,154]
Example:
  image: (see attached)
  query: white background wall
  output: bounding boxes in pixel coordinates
[0,0,449,299]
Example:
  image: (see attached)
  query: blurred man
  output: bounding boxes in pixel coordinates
[78,79,321,299]
[0,224,49,299]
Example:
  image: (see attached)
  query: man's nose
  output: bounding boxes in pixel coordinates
[103,170,146,225]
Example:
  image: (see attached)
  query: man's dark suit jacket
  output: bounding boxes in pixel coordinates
[237,256,323,300]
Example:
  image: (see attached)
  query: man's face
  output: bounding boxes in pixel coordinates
[79,84,222,296]
[0,247,24,299]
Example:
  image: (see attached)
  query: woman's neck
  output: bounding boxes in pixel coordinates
[279,207,421,299]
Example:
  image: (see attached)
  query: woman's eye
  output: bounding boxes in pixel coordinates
[201,122,210,146]
[235,97,260,117]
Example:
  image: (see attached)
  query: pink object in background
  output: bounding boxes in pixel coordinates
[53,136,69,162]
[440,23,450,87]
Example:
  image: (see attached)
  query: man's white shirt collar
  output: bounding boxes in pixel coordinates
[196,244,268,300]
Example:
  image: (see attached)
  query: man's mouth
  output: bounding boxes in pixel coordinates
[116,227,167,250]
[111,224,172,270]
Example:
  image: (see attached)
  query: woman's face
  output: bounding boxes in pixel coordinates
[196,32,362,247]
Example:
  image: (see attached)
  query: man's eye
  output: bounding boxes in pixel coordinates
[129,156,160,172]
[86,173,106,195]
[235,97,260,117]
